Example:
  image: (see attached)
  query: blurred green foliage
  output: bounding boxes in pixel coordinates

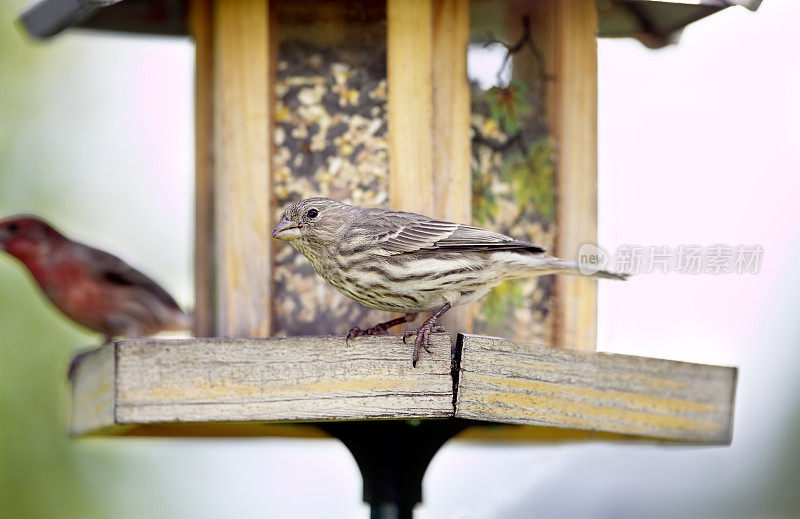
[485,80,531,135]
[472,78,556,331]
[500,139,555,222]
[0,4,195,518]
[471,165,497,227]
[480,277,526,335]
[0,5,117,517]
[0,259,102,518]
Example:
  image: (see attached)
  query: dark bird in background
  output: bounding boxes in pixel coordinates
[0,215,190,344]
[273,198,627,366]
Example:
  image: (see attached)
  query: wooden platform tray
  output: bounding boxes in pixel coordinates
[70,334,737,444]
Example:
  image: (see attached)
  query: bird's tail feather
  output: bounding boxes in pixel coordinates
[542,256,629,281]
[165,307,193,331]
[509,254,629,281]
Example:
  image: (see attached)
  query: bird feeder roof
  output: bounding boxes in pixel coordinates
[597,0,762,48]
[19,0,761,48]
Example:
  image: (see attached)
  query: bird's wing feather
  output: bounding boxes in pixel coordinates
[83,246,184,311]
[369,213,545,255]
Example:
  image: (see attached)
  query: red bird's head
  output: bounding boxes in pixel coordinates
[0,215,66,265]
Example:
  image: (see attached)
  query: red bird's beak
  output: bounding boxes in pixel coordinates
[272,217,301,241]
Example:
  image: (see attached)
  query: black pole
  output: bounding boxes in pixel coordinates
[323,420,467,518]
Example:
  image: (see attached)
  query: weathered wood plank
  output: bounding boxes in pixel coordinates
[70,335,452,433]
[212,0,273,336]
[69,335,737,444]
[70,343,115,436]
[552,0,599,351]
[455,334,737,444]
[387,0,434,216]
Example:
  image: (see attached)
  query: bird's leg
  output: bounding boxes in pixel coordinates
[403,303,452,367]
[346,315,409,345]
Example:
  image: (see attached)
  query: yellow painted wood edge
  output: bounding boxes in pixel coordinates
[73,420,717,445]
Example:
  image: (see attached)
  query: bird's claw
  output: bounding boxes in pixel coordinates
[346,324,384,346]
[346,316,408,346]
[345,326,364,346]
[402,325,444,342]
[403,324,446,366]
[348,306,450,367]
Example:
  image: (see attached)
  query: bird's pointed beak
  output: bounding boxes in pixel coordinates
[272,217,301,241]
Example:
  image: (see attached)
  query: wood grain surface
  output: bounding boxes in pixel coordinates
[455,334,737,443]
[212,0,273,337]
[70,334,736,444]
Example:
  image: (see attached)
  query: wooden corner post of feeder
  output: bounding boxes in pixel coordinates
[192,0,275,338]
[17,0,759,517]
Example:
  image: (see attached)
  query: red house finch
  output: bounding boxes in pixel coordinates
[0,215,190,342]
[273,198,627,365]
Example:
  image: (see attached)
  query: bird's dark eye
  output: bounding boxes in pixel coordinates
[7,223,18,233]
[307,209,319,219]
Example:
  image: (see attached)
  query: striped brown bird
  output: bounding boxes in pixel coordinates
[273,198,627,366]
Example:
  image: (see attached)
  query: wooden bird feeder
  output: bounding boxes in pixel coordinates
[19,0,759,516]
